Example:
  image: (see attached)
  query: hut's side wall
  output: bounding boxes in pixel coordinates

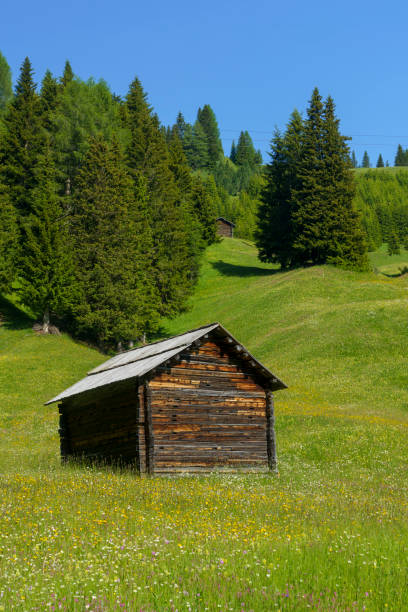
[61,382,141,466]
[149,340,268,472]
[216,220,233,238]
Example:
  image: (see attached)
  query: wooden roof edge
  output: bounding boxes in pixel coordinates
[216,217,236,227]
[44,321,287,406]
[211,323,288,390]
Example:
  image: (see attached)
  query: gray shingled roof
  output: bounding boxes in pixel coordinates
[45,322,286,405]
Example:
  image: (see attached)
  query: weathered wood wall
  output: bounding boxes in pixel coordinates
[216,219,234,238]
[149,339,268,472]
[59,380,143,467]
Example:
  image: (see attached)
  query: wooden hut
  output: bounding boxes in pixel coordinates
[46,323,287,473]
[216,217,235,238]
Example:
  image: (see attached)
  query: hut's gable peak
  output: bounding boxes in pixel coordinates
[45,323,286,406]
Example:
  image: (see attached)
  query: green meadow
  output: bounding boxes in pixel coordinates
[1,239,408,611]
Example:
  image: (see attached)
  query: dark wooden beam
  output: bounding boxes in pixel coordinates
[58,403,71,463]
[134,383,142,473]
[265,390,277,472]
[144,381,154,475]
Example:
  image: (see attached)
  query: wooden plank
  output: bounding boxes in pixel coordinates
[134,383,141,473]
[144,381,154,475]
[266,390,277,472]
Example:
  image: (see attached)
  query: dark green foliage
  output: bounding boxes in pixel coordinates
[125,77,202,318]
[189,176,217,245]
[0,51,12,113]
[175,112,187,141]
[19,146,76,329]
[257,91,367,271]
[52,77,125,194]
[256,110,303,268]
[235,131,260,169]
[0,180,18,292]
[0,58,45,215]
[394,144,408,167]
[362,151,370,168]
[354,169,408,248]
[376,154,384,168]
[72,136,159,346]
[351,151,358,168]
[387,232,400,255]
[40,70,60,133]
[230,141,237,164]
[291,93,367,270]
[197,104,223,170]
[61,61,74,88]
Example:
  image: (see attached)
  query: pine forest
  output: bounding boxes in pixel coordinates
[1,53,408,347]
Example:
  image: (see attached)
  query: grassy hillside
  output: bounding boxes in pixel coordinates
[1,239,408,610]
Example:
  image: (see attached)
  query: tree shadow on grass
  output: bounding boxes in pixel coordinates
[211,260,279,277]
[0,295,34,330]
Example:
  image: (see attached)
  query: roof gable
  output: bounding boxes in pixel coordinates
[45,323,287,405]
[216,217,236,227]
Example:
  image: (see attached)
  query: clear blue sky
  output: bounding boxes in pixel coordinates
[2,0,408,166]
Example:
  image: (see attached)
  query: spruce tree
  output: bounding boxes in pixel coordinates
[197,104,223,169]
[191,120,209,169]
[235,131,257,167]
[387,232,400,255]
[0,51,12,113]
[125,77,202,317]
[175,112,187,141]
[230,140,237,164]
[376,154,384,168]
[189,176,217,245]
[19,145,76,331]
[351,150,358,168]
[290,90,367,269]
[256,109,303,268]
[72,136,159,346]
[362,151,370,168]
[394,144,406,166]
[0,179,18,292]
[61,60,74,88]
[0,57,45,215]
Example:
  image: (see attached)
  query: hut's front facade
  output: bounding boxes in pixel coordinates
[47,323,287,473]
[216,217,235,238]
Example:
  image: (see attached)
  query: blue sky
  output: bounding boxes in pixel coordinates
[2,0,408,166]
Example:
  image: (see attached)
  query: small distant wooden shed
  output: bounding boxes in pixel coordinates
[46,323,287,473]
[216,217,235,238]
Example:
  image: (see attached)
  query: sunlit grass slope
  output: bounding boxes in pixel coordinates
[1,239,408,611]
[163,238,408,422]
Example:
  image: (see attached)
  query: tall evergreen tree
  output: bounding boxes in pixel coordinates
[19,145,76,331]
[0,57,45,215]
[0,51,12,113]
[40,70,60,134]
[259,90,367,270]
[387,232,400,255]
[197,104,223,169]
[230,140,237,164]
[256,109,303,268]
[189,176,217,245]
[351,150,358,168]
[376,153,384,168]
[235,131,258,168]
[72,136,159,346]
[174,112,187,141]
[125,77,202,317]
[362,151,370,168]
[61,60,74,88]
[190,120,209,169]
[394,144,408,167]
[291,91,367,268]
[0,179,18,292]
